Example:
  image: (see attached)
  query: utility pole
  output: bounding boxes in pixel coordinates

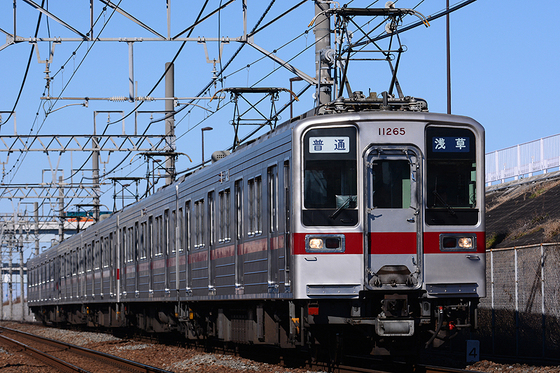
[446,0,451,114]
[58,176,64,243]
[0,236,3,320]
[8,235,13,319]
[34,202,39,256]
[93,129,100,223]
[314,1,332,106]
[165,62,175,185]
[18,223,24,321]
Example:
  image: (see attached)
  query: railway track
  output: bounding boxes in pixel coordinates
[0,326,172,373]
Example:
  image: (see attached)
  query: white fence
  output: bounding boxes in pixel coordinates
[485,133,560,186]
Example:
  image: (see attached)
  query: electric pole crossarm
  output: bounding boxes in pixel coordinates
[246,40,316,85]
[0,185,100,200]
[0,134,168,152]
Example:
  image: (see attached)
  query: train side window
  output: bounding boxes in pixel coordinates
[80,248,85,274]
[99,239,104,269]
[103,237,109,267]
[155,215,162,256]
[268,165,278,233]
[72,251,77,276]
[134,222,139,261]
[194,199,205,249]
[127,227,134,262]
[178,207,184,252]
[87,244,92,272]
[95,240,101,270]
[185,201,191,251]
[167,209,173,255]
[235,180,243,240]
[147,217,153,258]
[208,192,215,246]
[140,222,147,259]
[248,177,262,236]
[218,189,231,243]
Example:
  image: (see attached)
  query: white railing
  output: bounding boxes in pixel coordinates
[485,133,560,186]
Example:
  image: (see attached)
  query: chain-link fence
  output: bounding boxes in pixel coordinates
[476,243,560,358]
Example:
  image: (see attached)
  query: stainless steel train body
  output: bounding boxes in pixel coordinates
[28,108,485,353]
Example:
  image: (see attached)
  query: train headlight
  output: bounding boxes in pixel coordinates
[439,234,476,252]
[308,238,324,250]
[305,234,345,253]
[457,237,473,249]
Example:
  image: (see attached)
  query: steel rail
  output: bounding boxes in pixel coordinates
[0,333,90,373]
[0,326,173,373]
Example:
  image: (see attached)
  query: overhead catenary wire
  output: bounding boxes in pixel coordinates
[4,0,459,246]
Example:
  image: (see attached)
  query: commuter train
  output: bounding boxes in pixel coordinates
[27,95,485,355]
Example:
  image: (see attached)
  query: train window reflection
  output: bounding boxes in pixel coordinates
[427,160,476,208]
[304,160,357,208]
[371,160,411,209]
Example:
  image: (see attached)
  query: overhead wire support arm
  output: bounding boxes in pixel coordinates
[245,40,317,85]
[210,87,299,151]
[22,0,88,40]
[98,0,165,39]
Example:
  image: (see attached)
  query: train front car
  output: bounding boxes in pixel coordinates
[292,110,485,354]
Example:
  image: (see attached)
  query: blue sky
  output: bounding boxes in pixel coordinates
[1,0,559,249]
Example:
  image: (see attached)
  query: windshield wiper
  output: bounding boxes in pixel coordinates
[432,190,457,217]
[330,196,355,220]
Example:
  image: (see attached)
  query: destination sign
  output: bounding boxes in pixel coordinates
[309,136,350,153]
[432,136,470,153]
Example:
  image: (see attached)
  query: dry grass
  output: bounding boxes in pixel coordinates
[487,179,560,212]
[543,219,560,240]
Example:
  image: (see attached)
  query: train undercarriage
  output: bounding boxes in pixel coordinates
[32,292,478,356]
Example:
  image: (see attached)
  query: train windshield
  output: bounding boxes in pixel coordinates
[302,126,358,226]
[426,126,478,225]
[304,159,357,208]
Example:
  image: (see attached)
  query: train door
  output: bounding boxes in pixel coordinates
[364,146,422,290]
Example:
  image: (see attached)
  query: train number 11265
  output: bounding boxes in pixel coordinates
[379,127,406,136]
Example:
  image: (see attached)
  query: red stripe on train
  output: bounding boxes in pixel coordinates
[369,232,416,254]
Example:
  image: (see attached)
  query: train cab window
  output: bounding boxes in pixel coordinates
[303,127,358,226]
[371,160,411,208]
[426,126,478,225]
